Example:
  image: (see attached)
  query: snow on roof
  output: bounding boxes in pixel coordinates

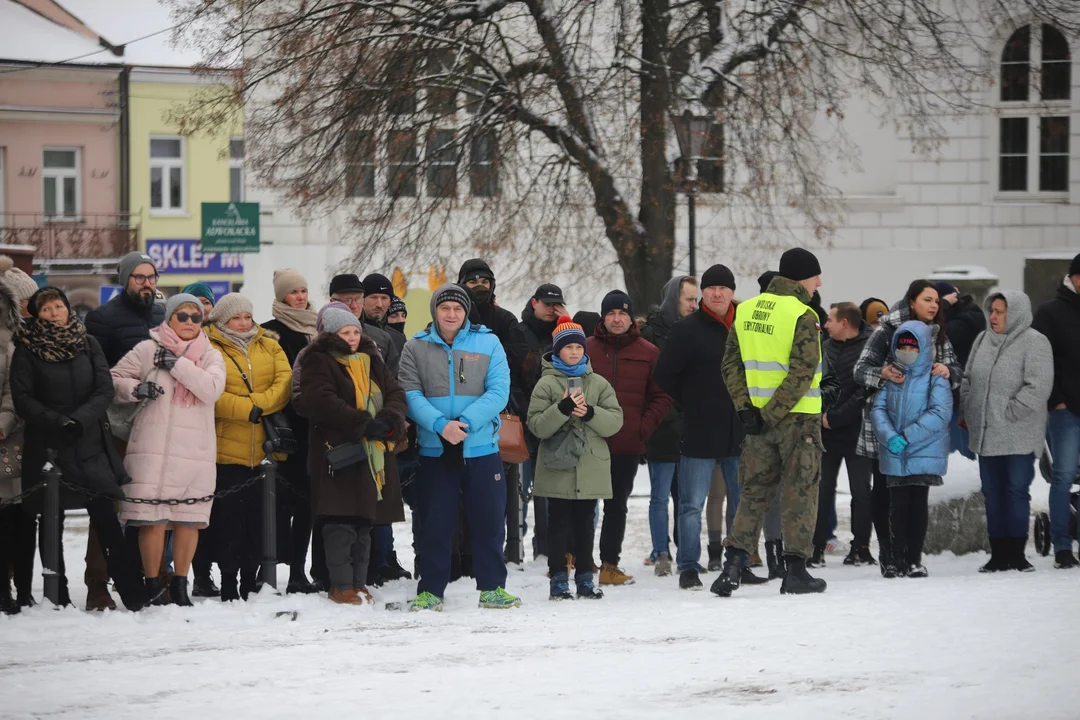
[928,265,1000,281]
[1026,251,1080,260]
[0,0,116,65]
[58,0,205,68]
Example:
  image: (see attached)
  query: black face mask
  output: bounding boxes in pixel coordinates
[468,287,492,306]
[388,321,407,334]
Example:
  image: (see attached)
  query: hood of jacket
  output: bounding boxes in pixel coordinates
[1056,275,1080,306]
[458,258,497,296]
[657,275,692,327]
[890,320,934,375]
[983,289,1033,340]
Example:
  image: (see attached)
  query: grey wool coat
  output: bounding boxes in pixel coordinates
[960,290,1054,458]
[527,355,623,501]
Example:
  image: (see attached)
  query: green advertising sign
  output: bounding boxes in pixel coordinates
[201,202,260,253]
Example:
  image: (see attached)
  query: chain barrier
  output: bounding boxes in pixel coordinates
[0,480,48,511]
[0,471,266,511]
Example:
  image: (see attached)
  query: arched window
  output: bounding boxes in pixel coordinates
[998,24,1071,194]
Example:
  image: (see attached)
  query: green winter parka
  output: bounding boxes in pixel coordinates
[527,354,623,500]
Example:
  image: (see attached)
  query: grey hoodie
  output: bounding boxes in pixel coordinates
[960,290,1055,458]
[658,275,692,327]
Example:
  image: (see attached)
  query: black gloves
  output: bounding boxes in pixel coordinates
[581,405,595,422]
[738,406,765,436]
[364,418,393,440]
[133,381,165,401]
[248,406,264,424]
[62,418,82,440]
[557,396,578,416]
[154,346,178,371]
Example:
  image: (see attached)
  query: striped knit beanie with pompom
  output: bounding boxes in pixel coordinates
[552,315,587,356]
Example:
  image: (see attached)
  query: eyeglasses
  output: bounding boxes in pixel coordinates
[130,273,159,285]
[338,297,364,307]
[175,312,203,324]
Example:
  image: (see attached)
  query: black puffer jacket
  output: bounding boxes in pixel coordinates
[11,334,126,501]
[654,307,744,459]
[1032,281,1080,413]
[85,292,164,368]
[822,324,872,452]
[260,319,313,460]
[944,295,986,368]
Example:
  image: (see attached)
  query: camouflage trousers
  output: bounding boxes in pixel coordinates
[724,413,823,559]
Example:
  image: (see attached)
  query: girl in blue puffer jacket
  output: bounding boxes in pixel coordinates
[871,320,953,579]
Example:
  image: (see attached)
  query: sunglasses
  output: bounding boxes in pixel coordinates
[175,312,203,324]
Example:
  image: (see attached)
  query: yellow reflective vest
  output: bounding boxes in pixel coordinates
[734,293,822,414]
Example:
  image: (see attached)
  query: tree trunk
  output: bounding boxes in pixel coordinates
[624,0,676,313]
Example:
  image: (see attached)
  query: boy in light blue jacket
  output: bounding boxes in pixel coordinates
[871,320,953,579]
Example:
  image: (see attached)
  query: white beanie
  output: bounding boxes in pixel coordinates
[273,268,308,302]
[0,256,39,302]
[208,292,254,325]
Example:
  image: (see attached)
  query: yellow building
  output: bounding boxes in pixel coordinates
[129,68,245,296]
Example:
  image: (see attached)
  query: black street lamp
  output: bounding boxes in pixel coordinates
[671,110,710,277]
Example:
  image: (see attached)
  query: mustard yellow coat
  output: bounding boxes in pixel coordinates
[208,324,292,467]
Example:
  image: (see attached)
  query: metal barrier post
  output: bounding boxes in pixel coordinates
[41,450,62,606]
[260,440,278,591]
[505,462,523,564]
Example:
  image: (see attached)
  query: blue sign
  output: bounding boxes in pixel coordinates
[99,285,122,305]
[207,281,231,300]
[146,239,245,275]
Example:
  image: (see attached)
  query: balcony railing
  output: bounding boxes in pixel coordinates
[0,213,139,260]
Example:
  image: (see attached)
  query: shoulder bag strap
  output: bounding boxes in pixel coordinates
[223,347,255,394]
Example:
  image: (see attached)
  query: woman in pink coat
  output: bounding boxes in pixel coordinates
[112,293,226,606]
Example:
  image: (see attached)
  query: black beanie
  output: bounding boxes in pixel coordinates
[28,286,71,317]
[701,264,736,291]
[601,289,634,318]
[1070,252,1080,278]
[362,273,394,298]
[757,270,778,294]
[779,248,822,282]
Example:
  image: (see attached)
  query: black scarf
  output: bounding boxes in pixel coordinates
[15,317,88,362]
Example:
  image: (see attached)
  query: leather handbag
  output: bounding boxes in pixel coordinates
[498,411,530,465]
[324,440,367,475]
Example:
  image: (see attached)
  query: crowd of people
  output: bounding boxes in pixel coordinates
[0,247,1078,614]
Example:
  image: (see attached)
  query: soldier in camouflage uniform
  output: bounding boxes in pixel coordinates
[713,248,829,596]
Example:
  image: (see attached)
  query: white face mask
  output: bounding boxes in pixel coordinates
[894,349,919,367]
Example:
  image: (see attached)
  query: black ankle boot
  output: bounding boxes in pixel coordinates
[170,576,194,607]
[780,556,827,595]
[192,573,220,598]
[710,548,747,597]
[707,542,725,572]
[765,540,787,580]
[220,569,240,602]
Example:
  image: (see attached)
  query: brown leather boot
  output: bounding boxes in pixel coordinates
[329,588,364,605]
[354,586,374,604]
[85,582,117,612]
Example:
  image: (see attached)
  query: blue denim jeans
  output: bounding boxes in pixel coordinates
[1047,409,1080,551]
[979,454,1035,538]
[648,462,677,557]
[676,456,740,572]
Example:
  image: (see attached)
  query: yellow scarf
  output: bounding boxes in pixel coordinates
[336,353,393,500]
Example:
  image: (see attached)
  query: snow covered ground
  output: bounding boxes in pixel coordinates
[1,460,1077,719]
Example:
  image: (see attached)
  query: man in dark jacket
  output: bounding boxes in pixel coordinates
[817,302,875,565]
[937,281,985,461]
[588,290,673,582]
[654,265,744,590]
[641,275,696,566]
[329,273,401,375]
[82,251,166,611]
[518,282,566,558]
[1032,253,1080,569]
[457,259,531,563]
[362,273,407,359]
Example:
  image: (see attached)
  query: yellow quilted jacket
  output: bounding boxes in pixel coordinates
[208,324,292,467]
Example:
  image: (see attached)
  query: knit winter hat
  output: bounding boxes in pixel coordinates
[28,286,71,317]
[601,289,634,318]
[0,255,39,302]
[1069,252,1080,278]
[896,332,920,350]
[863,300,889,325]
[182,282,216,305]
[701,264,736,291]
[362,273,394,298]
[208,292,254,325]
[273,268,308,302]
[552,315,587,356]
[778,248,822,282]
[429,283,472,319]
[316,301,351,332]
[165,293,202,320]
[757,270,778,294]
[320,307,363,336]
[118,251,156,288]
[388,296,407,317]
[934,281,959,300]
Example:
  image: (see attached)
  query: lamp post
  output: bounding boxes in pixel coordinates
[671,110,711,277]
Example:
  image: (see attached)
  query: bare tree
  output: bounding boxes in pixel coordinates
[168,0,1078,306]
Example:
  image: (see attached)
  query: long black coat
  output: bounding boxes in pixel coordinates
[10,335,126,503]
[85,292,164,368]
[300,333,406,524]
[654,307,744,459]
[260,318,312,460]
[822,324,873,452]
[1032,283,1080,413]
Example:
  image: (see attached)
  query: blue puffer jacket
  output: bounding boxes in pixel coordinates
[871,320,953,477]
[399,320,510,458]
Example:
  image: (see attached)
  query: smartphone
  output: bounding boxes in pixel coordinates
[567,377,583,396]
[890,362,907,378]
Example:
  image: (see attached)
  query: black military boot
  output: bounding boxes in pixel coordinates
[765,540,787,580]
[780,556,827,595]
[710,548,748,597]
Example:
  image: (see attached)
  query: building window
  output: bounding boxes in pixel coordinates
[229,137,244,202]
[150,136,185,212]
[426,129,458,198]
[387,129,418,198]
[998,25,1071,194]
[387,60,418,115]
[42,148,80,218]
[470,131,498,197]
[346,131,376,198]
[426,51,458,115]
